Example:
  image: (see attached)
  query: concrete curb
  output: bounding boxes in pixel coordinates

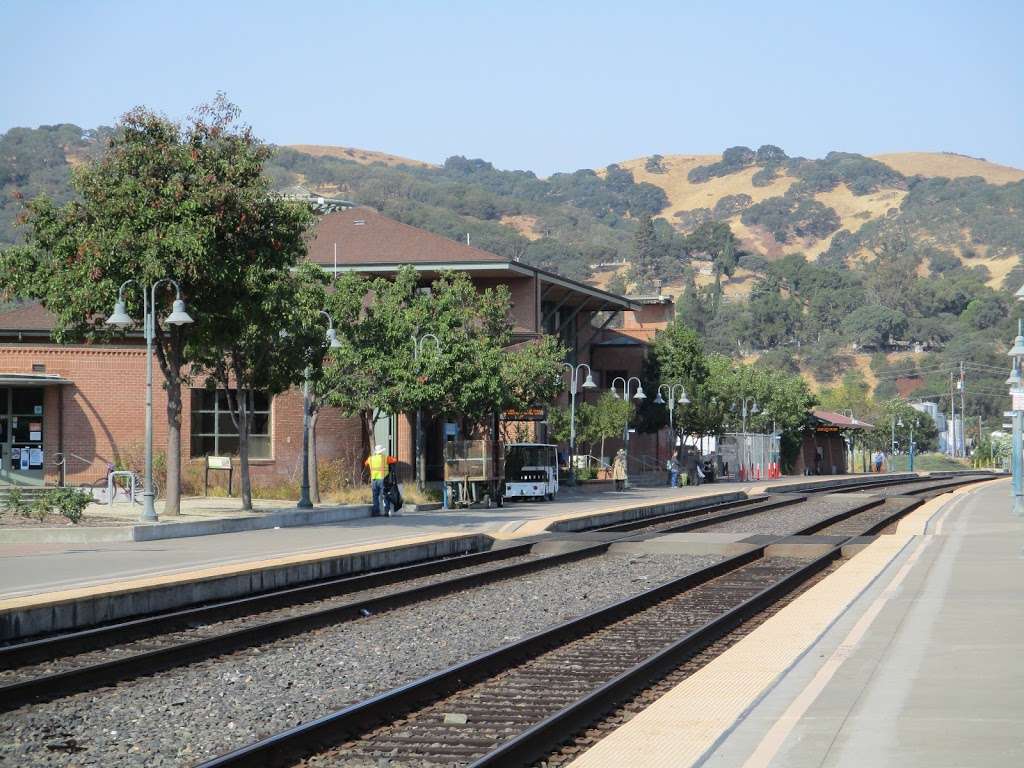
[0,533,491,640]
[0,503,373,545]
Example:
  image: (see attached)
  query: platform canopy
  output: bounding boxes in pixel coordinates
[811,408,874,431]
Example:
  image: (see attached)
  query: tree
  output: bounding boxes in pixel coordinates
[630,214,658,293]
[842,305,909,349]
[322,266,565,476]
[0,96,288,514]
[580,393,633,463]
[192,264,326,510]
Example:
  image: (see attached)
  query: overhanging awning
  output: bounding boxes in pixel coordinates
[0,374,72,386]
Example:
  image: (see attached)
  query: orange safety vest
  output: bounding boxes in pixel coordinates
[367,453,390,480]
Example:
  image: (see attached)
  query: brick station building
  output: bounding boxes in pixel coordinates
[0,207,671,491]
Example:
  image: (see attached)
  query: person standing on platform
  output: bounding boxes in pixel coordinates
[365,444,398,516]
[612,448,628,491]
[668,456,680,488]
[872,449,885,473]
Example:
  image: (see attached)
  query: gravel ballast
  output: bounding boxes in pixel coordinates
[0,551,724,767]
[0,551,545,683]
[698,494,871,534]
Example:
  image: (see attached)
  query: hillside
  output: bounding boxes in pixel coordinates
[286,144,435,169]
[619,149,1024,292]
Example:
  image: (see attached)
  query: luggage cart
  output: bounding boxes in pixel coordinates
[443,439,504,508]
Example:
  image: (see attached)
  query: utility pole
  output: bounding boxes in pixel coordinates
[959,361,966,457]
[949,372,957,457]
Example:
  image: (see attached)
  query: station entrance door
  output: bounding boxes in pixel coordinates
[0,387,46,487]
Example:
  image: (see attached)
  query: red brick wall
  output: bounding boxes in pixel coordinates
[1,344,179,486]
[0,343,368,493]
[473,275,537,334]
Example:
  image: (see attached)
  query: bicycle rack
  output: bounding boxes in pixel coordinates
[107,470,139,506]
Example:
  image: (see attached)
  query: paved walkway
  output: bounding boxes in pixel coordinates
[572,478,1021,768]
[0,480,759,599]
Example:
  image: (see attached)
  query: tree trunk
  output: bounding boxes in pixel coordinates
[237,387,253,511]
[361,410,375,482]
[153,328,184,516]
[309,407,320,504]
[165,384,183,515]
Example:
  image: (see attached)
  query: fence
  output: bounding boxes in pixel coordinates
[718,433,781,481]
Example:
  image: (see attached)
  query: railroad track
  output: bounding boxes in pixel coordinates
[0,493,801,711]
[196,479,983,768]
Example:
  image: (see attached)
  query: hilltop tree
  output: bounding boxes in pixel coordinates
[0,96,300,515]
[630,214,659,293]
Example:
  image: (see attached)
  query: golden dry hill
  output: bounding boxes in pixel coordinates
[287,144,435,169]
[615,151,1024,293]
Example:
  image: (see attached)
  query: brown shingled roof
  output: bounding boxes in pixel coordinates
[307,207,507,266]
[812,409,874,430]
[0,302,56,333]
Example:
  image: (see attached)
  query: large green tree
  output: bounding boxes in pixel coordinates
[0,97,296,514]
[192,263,327,510]
[321,266,565,477]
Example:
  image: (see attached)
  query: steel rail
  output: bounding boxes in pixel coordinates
[0,492,792,710]
[0,542,528,667]
[639,493,809,534]
[590,493,801,532]
[468,551,841,768]
[192,493,893,768]
[0,542,606,712]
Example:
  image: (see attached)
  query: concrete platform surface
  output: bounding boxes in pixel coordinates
[570,478,1021,768]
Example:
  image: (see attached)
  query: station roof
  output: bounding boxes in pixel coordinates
[308,207,638,313]
[811,409,874,430]
[0,302,56,334]
[0,208,639,335]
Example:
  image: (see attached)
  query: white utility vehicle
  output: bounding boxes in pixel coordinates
[503,443,559,501]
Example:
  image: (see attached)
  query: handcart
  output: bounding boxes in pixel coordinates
[443,439,504,508]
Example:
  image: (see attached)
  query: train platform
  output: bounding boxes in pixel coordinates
[570,477,1021,768]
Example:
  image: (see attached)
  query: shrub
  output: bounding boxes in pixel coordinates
[2,487,30,518]
[29,495,50,522]
[48,487,92,524]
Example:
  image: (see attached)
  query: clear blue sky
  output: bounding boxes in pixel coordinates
[2,0,1022,175]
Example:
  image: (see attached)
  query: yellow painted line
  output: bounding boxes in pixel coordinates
[567,482,986,768]
[0,531,475,614]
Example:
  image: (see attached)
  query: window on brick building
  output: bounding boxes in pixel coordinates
[190,389,272,459]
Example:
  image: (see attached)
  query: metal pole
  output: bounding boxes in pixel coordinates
[141,284,157,522]
[1014,409,1023,515]
[416,409,424,491]
[960,361,966,457]
[298,369,313,508]
[949,372,956,457]
[568,368,577,486]
[909,423,915,472]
